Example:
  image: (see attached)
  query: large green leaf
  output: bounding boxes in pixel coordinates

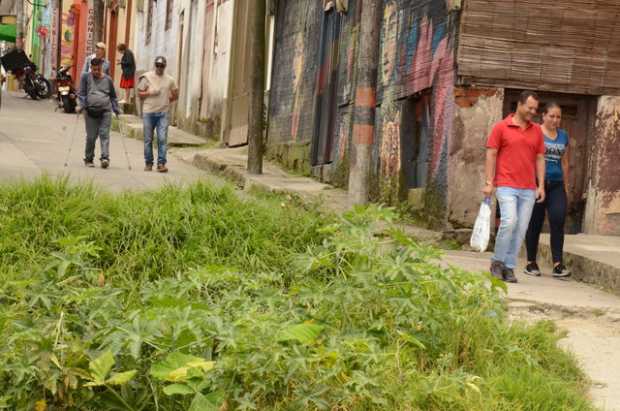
[150,352,215,382]
[163,383,195,396]
[106,370,137,386]
[88,351,115,384]
[188,392,224,411]
[277,322,324,344]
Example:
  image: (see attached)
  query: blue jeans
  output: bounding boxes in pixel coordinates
[493,187,536,269]
[143,112,168,165]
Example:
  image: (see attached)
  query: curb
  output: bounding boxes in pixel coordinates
[537,243,620,296]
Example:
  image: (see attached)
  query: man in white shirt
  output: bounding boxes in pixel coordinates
[137,56,178,172]
[82,42,110,75]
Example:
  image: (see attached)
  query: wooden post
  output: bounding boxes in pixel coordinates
[247,0,266,175]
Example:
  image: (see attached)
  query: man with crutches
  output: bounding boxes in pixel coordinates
[77,58,119,168]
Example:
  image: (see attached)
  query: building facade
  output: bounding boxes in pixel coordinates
[266,0,620,236]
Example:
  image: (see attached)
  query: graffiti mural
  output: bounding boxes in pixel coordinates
[60,3,78,68]
[374,0,456,205]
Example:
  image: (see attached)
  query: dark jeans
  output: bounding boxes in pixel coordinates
[525,180,567,264]
[143,112,168,166]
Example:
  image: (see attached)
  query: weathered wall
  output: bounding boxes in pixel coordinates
[373,0,457,222]
[175,0,207,131]
[584,96,620,235]
[448,87,503,227]
[267,0,458,207]
[268,0,322,146]
[134,0,178,79]
[196,0,233,139]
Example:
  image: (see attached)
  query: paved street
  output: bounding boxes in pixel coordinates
[0,91,213,191]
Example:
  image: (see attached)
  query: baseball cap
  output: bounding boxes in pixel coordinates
[96,42,106,49]
[154,56,167,66]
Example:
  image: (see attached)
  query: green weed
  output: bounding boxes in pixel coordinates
[0,177,595,410]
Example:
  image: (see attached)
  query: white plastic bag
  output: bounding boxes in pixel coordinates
[470,197,491,252]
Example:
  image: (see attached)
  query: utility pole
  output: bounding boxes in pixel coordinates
[247,0,266,175]
[16,0,24,49]
[348,0,382,204]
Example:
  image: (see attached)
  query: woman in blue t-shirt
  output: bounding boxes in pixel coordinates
[524,102,571,278]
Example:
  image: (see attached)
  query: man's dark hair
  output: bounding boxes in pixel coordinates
[518,90,539,104]
[90,57,103,66]
[117,43,127,52]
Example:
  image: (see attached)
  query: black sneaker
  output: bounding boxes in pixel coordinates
[101,159,109,169]
[524,262,542,277]
[502,267,519,283]
[552,264,571,278]
[490,261,505,280]
[85,161,95,168]
[502,267,518,283]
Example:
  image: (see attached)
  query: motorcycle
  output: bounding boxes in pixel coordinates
[20,63,52,100]
[55,65,77,113]
[1,48,51,100]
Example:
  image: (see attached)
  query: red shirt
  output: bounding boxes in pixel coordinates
[486,115,545,189]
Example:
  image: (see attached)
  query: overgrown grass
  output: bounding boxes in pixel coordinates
[0,177,595,410]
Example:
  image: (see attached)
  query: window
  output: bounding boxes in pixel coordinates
[146,0,153,44]
[165,0,173,30]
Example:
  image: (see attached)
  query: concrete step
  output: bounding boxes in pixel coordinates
[537,233,620,296]
[112,114,209,147]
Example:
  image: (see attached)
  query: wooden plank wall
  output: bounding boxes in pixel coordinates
[457,0,620,95]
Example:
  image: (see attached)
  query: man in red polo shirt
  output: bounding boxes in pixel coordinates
[483,90,546,283]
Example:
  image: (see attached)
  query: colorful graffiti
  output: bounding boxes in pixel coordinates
[60,3,78,67]
[376,0,456,200]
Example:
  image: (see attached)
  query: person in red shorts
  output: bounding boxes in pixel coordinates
[117,44,135,104]
[482,90,546,283]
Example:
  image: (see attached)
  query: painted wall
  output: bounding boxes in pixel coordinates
[373,0,457,218]
[198,0,234,137]
[74,0,90,81]
[268,0,322,146]
[104,2,130,85]
[133,0,178,79]
[267,0,356,177]
[175,0,207,125]
[584,96,620,235]
[267,0,457,208]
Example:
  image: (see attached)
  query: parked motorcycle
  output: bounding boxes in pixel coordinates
[1,48,51,100]
[55,65,77,113]
[20,63,52,100]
